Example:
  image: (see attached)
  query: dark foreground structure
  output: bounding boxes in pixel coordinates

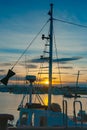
[0,114,87,130]
[8,127,87,130]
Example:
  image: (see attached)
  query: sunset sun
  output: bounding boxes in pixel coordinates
[45,80,49,85]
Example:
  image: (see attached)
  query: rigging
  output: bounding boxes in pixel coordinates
[54,18,87,28]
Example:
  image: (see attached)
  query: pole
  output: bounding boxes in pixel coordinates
[48,3,53,109]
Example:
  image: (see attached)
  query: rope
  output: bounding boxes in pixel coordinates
[33,87,45,105]
[54,18,87,28]
[54,32,63,88]
[11,20,49,70]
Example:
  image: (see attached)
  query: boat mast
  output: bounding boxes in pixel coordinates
[48,3,53,109]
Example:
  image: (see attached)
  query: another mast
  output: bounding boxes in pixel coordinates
[48,3,53,109]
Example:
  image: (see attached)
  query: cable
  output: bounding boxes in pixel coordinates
[54,32,63,88]
[11,20,49,70]
[54,18,87,28]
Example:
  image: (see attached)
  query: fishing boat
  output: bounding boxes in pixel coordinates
[15,4,87,129]
[0,3,87,130]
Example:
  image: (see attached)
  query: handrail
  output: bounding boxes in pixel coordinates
[62,100,68,127]
[73,100,83,126]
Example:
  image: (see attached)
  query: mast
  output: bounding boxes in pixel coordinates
[75,70,80,99]
[48,3,53,109]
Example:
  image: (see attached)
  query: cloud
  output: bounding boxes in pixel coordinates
[31,58,45,63]
[0,63,12,66]
[0,69,5,72]
[31,56,82,63]
[20,63,37,69]
[53,57,82,63]
[56,66,73,69]
[0,48,25,54]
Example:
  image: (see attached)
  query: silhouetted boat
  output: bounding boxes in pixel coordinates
[15,4,87,129]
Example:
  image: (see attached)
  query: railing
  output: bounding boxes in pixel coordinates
[62,99,84,127]
[62,100,68,127]
[73,100,83,126]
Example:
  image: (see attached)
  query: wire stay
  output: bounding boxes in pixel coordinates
[54,18,87,28]
[11,20,49,70]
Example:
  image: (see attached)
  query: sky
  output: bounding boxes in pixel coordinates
[0,0,87,86]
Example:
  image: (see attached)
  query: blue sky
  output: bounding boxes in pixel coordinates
[0,0,87,85]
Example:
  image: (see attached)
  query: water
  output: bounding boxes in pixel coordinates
[0,92,87,125]
[0,92,22,124]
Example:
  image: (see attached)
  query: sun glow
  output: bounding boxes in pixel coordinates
[45,80,49,85]
[43,96,48,105]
